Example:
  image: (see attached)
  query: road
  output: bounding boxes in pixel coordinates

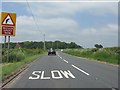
[5,51,118,88]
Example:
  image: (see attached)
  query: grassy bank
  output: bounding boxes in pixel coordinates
[64,47,119,65]
[1,48,45,81]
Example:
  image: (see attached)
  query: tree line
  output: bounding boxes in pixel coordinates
[3,41,83,49]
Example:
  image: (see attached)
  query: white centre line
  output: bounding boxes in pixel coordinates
[56,52,59,56]
[57,53,63,59]
[72,64,90,76]
[57,53,89,76]
[60,57,62,59]
[63,59,69,63]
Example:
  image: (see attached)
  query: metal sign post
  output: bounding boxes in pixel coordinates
[4,36,6,49]
[7,36,10,62]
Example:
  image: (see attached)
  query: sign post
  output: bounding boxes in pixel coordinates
[0,12,16,62]
[4,36,6,49]
[7,36,10,62]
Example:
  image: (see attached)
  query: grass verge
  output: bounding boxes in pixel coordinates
[1,52,46,81]
[64,48,119,65]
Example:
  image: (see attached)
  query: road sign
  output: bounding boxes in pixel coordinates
[0,12,16,36]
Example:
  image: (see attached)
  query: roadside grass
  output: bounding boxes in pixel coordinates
[64,47,119,65]
[1,50,46,81]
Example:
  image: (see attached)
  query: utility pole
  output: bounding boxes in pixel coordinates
[57,41,58,50]
[52,41,53,48]
[43,34,46,50]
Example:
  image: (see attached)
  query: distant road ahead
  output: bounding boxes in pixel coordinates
[5,51,118,88]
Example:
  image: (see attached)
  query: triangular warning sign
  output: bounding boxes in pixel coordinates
[2,14,15,26]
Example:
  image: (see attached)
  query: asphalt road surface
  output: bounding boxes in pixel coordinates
[5,51,118,88]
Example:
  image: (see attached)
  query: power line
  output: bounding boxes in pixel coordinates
[26,0,46,49]
[26,0,40,33]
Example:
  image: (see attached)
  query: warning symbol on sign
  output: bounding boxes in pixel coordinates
[2,14,15,26]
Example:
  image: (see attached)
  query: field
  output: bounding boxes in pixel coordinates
[64,47,119,65]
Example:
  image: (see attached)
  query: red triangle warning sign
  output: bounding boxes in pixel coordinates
[2,14,15,26]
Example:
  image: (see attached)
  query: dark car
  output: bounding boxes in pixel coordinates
[48,48,56,55]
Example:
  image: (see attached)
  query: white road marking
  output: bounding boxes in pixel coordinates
[63,59,69,63]
[60,70,75,78]
[56,52,59,56]
[58,54,68,63]
[51,70,63,79]
[59,57,62,59]
[29,71,41,79]
[29,70,76,80]
[57,53,90,76]
[72,64,90,76]
[41,71,50,79]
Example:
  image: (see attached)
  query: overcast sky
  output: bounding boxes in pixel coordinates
[1,1,118,48]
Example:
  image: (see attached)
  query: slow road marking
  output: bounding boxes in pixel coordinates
[29,70,75,80]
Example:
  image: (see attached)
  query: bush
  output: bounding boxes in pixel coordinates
[2,49,25,62]
[93,50,110,61]
[15,51,25,62]
[2,48,44,63]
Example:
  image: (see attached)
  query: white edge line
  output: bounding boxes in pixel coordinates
[63,59,69,63]
[72,64,90,76]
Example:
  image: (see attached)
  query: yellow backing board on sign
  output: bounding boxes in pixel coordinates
[0,12,16,36]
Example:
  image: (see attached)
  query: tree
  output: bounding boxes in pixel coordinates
[5,41,83,49]
[99,45,103,48]
[94,44,103,48]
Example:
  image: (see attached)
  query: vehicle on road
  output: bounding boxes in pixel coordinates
[48,48,56,55]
